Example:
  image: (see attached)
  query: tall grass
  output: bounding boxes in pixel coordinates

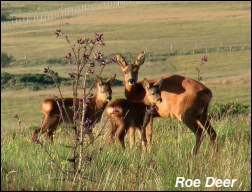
[1,113,250,190]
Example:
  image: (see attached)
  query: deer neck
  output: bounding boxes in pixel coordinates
[124,82,147,104]
[92,95,108,111]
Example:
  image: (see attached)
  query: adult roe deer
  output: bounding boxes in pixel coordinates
[106,78,163,150]
[32,74,116,143]
[115,52,217,154]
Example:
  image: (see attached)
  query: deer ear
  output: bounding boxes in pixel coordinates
[107,74,116,85]
[142,78,150,90]
[116,53,127,68]
[94,76,103,85]
[153,77,163,89]
[134,51,145,66]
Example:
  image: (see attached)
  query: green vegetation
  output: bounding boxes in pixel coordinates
[1,52,15,68]
[1,72,123,91]
[1,112,251,191]
[209,102,250,120]
[1,72,70,91]
[1,1,251,191]
[1,10,10,21]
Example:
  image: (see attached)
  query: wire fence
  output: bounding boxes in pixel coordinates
[1,1,149,30]
[3,43,250,63]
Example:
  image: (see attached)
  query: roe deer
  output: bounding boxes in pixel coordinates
[115,52,217,154]
[106,78,163,150]
[32,74,116,143]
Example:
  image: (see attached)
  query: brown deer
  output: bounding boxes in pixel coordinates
[115,52,217,154]
[32,74,116,143]
[106,78,163,150]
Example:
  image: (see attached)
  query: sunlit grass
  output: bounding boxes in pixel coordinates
[1,114,251,190]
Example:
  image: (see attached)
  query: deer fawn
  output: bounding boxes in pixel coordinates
[106,78,163,150]
[116,52,217,154]
[32,74,116,143]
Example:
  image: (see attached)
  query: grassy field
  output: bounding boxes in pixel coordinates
[1,1,251,191]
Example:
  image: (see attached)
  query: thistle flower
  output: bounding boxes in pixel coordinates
[65,52,72,60]
[201,56,208,63]
[13,113,19,120]
[89,69,95,74]
[109,57,117,64]
[55,32,60,37]
[44,67,50,73]
[86,118,92,123]
[94,51,103,60]
[83,53,89,59]
[85,98,91,104]
[54,94,58,99]
[99,146,103,151]
[55,29,62,37]
[151,105,158,110]
[94,32,104,42]
[149,157,156,165]
[113,107,120,113]
[86,154,92,162]
[69,72,75,79]
[100,41,105,47]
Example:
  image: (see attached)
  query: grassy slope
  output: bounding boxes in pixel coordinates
[1,1,251,106]
[1,1,251,191]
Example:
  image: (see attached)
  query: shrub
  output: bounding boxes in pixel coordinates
[1,10,10,21]
[46,58,66,65]
[1,72,123,90]
[1,52,15,67]
[209,101,250,119]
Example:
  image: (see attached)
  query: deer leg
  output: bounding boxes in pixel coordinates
[197,113,217,152]
[128,126,136,150]
[31,115,51,143]
[145,117,153,152]
[115,124,126,149]
[183,115,204,154]
[31,127,42,143]
[108,118,117,145]
[42,115,61,143]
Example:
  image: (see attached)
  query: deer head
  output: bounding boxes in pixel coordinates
[95,74,116,102]
[116,52,145,86]
[142,78,163,104]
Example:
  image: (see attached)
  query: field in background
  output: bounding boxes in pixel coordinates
[1,1,251,191]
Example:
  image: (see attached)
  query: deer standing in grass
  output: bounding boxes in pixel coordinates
[32,74,116,143]
[106,78,163,150]
[115,52,217,154]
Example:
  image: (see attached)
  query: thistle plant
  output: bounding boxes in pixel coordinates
[42,30,115,184]
[196,55,208,81]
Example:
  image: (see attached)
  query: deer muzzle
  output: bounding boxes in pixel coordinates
[106,96,112,101]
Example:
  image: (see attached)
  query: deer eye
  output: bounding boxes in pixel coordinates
[124,71,127,74]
